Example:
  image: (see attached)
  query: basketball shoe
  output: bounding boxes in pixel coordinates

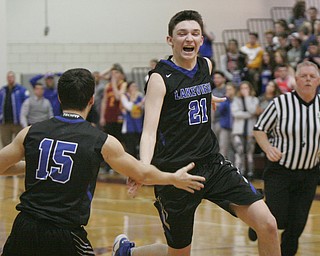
[112,234,135,256]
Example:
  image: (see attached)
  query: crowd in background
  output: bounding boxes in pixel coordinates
[0,1,319,179]
[210,2,320,178]
[0,63,148,173]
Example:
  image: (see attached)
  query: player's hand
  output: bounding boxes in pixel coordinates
[211,95,226,111]
[172,162,205,193]
[265,146,282,162]
[127,177,142,198]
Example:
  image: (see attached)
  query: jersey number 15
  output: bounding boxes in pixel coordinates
[35,138,78,184]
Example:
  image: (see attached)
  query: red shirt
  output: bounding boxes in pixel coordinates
[103,83,123,123]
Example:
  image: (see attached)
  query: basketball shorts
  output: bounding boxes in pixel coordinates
[154,153,263,249]
[2,212,95,256]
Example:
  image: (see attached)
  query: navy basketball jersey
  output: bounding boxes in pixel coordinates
[16,114,107,228]
[146,56,219,170]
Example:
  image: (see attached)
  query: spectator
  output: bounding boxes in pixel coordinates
[277,32,291,52]
[198,24,215,60]
[240,32,264,93]
[299,22,317,60]
[273,19,291,48]
[100,63,127,143]
[307,6,319,34]
[121,81,145,158]
[274,64,296,93]
[212,71,227,137]
[288,0,307,32]
[273,49,295,76]
[149,58,158,70]
[29,72,62,116]
[314,19,320,36]
[264,30,277,55]
[287,32,302,69]
[0,71,29,147]
[302,39,320,68]
[92,71,105,119]
[255,80,282,155]
[259,51,275,95]
[86,105,99,127]
[256,80,282,116]
[86,71,105,128]
[220,39,247,85]
[145,58,159,82]
[20,82,53,128]
[218,82,236,162]
[231,81,259,178]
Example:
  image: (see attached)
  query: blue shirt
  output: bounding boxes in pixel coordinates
[0,84,29,124]
[218,98,233,130]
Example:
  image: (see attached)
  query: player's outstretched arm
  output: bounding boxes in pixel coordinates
[128,72,166,197]
[0,127,29,176]
[211,95,227,111]
[102,135,205,193]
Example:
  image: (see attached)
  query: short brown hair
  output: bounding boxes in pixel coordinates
[168,10,203,37]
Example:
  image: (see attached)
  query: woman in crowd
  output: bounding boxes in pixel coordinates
[231,81,259,178]
[120,81,145,158]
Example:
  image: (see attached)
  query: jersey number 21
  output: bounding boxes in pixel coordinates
[188,98,208,125]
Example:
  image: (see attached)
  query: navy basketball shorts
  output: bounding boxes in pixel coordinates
[154,153,263,249]
[2,212,95,256]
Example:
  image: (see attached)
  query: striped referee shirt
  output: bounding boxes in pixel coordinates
[254,91,320,170]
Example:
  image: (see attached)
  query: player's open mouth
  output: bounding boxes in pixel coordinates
[183,46,194,52]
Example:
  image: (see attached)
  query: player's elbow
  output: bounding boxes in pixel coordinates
[134,172,151,185]
[134,168,157,186]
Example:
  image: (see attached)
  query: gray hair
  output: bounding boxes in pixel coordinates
[296,61,320,76]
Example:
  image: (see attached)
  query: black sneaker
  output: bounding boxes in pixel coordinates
[248,227,258,241]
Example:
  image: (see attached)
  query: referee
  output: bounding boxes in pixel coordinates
[251,61,320,256]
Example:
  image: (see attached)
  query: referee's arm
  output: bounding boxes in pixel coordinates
[254,100,282,162]
[253,130,282,162]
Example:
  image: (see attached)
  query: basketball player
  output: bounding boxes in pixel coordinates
[0,68,206,256]
[119,10,281,256]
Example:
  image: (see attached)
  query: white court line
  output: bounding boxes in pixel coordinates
[91,207,320,238]
[92,208,254,229]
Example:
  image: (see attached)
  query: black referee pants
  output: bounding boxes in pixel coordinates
[264,165,320,256]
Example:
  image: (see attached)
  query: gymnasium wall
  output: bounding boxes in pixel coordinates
[6,0,295,81]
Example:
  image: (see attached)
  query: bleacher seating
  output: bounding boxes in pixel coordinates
[270,6,292,21]
[222,29,250,49]
[131,67,149,92]
[305,0,320,11]
[212,42,226,70]
[247,18,275,47]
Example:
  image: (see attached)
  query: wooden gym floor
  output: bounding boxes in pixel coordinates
[1,175,320,256]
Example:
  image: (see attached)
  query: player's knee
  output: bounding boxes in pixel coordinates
[257,214,278,236]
